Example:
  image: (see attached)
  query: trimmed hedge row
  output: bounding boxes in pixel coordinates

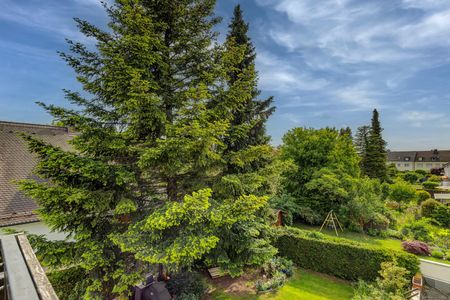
[274,227,419,281]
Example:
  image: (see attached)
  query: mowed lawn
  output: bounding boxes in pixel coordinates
[293,223,402,250]
[210,269,354,300]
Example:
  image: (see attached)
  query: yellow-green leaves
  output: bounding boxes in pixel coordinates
[114,198,137,215]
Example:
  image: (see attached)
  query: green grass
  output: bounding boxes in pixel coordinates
[293,223,402,251]
[210,269,354,300]
[420,255,450,265]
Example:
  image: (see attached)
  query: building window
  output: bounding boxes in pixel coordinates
[417,163,423,167]
[404,163,410,167]
[418,157,424,161]
[426,163,432,167]
[405,157,410,161]
[397,163,401,167]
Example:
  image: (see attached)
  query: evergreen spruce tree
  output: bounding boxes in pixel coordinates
[19,1,271,298]
[354,125,370,174]
[224,4,275,154]
[202,4,278,277]
[365,109,388,180]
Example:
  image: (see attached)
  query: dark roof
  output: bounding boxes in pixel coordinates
[387,151,417,162]
[416,150,450,162]
[0,121,72,226]
[387,150,450,163]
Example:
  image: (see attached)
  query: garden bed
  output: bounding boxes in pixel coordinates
[206,268,354,300]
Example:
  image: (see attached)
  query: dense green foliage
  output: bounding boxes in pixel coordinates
[339,178,390,233]
[274,227,419,281]
[363,109,387,180]
[416,190,431,204]
[280,127,360,222]
[352,262,409,300]
[47,267,90,300]
[421,199,450,227]
[222,4,275,152]
[201,5,278,277]
[165,271,206,300]
[421,199,442,218]
[18,1,275,297]
[389,180,417,206]
[423,181,440,189]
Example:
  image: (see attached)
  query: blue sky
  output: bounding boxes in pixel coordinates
[1,0,450,149]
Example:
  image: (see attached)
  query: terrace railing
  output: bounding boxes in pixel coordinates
[0,234,58,300]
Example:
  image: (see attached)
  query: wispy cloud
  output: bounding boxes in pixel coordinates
[0,0,105,43]
[257,51,329,93]
[398,111,445,127]
[332,81,382,111]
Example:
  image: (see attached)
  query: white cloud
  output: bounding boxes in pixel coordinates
[332,81,382,111]
[256,51,329,93]
[0,0,105,43]
[398,111,445,127]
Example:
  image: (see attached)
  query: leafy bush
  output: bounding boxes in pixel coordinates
[422,181,439,189]
[421,199,441,218]
[403,172,420,184]
[386,229,402,239]
[401,240,431,256]
[263,257,294,278]
[275,227,419,281]
[352,262,409,300]
[428,175,442,182]
[414,170,427,176]
[401,218,435,242]
[416,190,431,204]
[255,256,293,292]
[166,272,206,300]
[389,180,417,205]
[433,205,450,227]
[431,249,444,259]
[47,267,90,300]
[255,271,286,292]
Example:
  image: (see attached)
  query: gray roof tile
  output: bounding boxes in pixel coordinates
[0,121,72,226]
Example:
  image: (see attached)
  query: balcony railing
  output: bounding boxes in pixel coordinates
[0,234,58,300]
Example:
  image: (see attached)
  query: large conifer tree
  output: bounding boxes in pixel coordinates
[19,1,271,298]
[364,109,388,180]
[201,4,278,277]
[224,4,275,154]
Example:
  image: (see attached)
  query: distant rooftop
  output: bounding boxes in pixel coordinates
[387,149,450,163]
[0,121,72,226]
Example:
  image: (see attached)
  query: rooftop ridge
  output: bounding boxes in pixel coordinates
[0,120,68,132]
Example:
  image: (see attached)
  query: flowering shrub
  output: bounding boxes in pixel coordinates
[401,240,431,256]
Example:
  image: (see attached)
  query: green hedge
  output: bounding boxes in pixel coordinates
[274,227,419,281]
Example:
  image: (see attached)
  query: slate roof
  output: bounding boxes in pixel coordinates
[387,151,417,162]
[387,149,450,163]
[0,121,72,226]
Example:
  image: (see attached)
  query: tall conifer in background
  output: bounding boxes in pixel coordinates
[19,1,272,298]
[224,4,275,155]
[365,109,388,180]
